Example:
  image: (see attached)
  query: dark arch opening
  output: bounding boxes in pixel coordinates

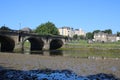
[22,37,44,52]
[50,39,63,50]
[0,35,15,52]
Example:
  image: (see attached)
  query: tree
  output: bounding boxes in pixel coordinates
[35,22,59,35]
[86,32,93,39]
[0,26,11,31]
[79,35,86,40]
[73,34,78,40]
[93,30,101,34]
[102,29,112,34]
[117,32,120,36]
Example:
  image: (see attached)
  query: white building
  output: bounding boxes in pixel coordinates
[116,36,120,41]
[58,27,74,37]
[58,27,86,37]
[74,28,86,36]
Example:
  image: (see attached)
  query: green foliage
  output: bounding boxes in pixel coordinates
[86,32,93,39]
[79,35,86,40]
[24,41,31,48]
[117,32,120,36]
[102,29,112,34]
[93,30,101,34]
[73,35,86,40]
[73,34,78,39]
[93,29,112,34]
[0,26,11,31]
[35,21,59,35]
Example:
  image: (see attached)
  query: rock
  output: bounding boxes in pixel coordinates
[0,69,119,80]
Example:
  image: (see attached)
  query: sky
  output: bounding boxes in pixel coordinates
[0,0,120,33]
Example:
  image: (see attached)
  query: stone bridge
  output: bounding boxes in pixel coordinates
[0,31,68,52]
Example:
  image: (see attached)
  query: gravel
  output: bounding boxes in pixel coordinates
[0,69,119,80]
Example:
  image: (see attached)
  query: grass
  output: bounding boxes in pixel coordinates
[64,40,120,49]
[60,40,120,58]
[24,41,31,49]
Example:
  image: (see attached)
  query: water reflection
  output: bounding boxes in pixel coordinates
[23,48,120,58]
[30,51,43,55]
[23,50,63,56]
[50,50,63,56]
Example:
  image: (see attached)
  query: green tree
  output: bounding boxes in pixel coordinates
[86,32,93,39]
[102,29,112,34]
[73,34,78,40]
[0,26,11,31]
[117,32,120,36]
[79,35,85,40]
[35,21,59,35]
[93,30,101,34]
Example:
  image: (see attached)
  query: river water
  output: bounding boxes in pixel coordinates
[23,48,120,59]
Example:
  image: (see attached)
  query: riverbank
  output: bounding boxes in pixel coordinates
[0,52,120,77]
[60,40,120,58]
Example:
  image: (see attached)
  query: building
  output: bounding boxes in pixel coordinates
[116,36,120,41]
[58,27,74,37]
[74,28,86,36]
[94,32,120,42]
[58,27,86,37]
[107,34,118,42]
[94,32,108,42]
[21,27,32,33]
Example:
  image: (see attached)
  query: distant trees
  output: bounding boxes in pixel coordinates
[73,34,78,40]
[35,21,59,35]
[86,29,113,40]
[79,35,86,40]
[102,29,112,34]
[93,30,101,34]
[86,32,93,39]
[73,34,86,40]
[93,29,112,34]
[117,32,120,36]
[0,26,11,31]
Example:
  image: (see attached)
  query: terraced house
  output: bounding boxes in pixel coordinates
[94,32,120,42]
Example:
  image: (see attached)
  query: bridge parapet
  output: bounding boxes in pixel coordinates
[0,31,68,52]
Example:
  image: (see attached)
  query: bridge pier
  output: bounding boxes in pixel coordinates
[14,42,23,53]
[42,38,52,50]
[0,43,1,52]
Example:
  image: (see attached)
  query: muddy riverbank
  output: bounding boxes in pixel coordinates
[0,52,120,78]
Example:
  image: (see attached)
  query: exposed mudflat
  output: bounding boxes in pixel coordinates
[0,52,120,79]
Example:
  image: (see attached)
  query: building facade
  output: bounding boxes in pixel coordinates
[74,28,86,36]
[58,27,86,37]
[94,32,108,42]
[94,32,120,42]
[58,27,74,37]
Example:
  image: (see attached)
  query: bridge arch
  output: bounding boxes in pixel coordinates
[22,37,44,51]
[0,35,15,52]
[50,39,63,50]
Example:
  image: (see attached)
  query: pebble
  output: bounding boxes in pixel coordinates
[0,69,119,80]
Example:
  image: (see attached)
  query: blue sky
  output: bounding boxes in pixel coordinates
[0,0,120,33]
